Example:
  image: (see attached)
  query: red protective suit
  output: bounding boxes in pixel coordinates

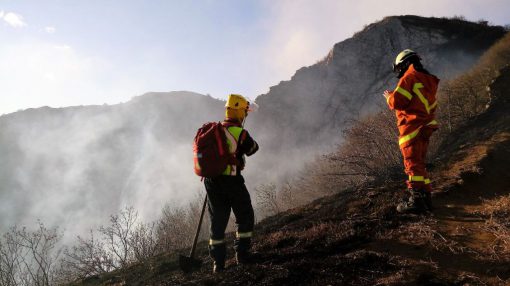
[386,64,440,192]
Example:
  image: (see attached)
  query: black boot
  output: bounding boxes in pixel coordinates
[235,251,253,265]
[424,191,433,211]
[397,189,427,214]
[213,261,225,273]
[209,243,226,273]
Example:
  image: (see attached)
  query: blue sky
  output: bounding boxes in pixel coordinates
[0,0,509,115]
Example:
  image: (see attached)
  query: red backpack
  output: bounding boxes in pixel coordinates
[193,122,236,178]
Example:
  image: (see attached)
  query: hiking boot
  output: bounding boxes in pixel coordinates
[213,261,225,273]
[235,251,253,265]
[397,189,427,214]
[424,191,433,211]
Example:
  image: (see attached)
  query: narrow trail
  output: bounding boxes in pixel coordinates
[433,131,510,281]
[368,131,510,284]
[366,67,510,284]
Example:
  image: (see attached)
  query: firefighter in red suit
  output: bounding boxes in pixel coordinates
[384,49,440,213]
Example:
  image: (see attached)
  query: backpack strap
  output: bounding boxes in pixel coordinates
[221,122,242,167]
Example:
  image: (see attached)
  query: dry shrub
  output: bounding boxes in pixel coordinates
[480,195,510,257]
[59,196,209,282]
[59,207,160,281]
[0,222,62,286]
[156,192,209,252]
[285,109,401,207]
[437,32,510,133]
[255,182,297,217]
[333,109,401,181]
[255,183,280,216]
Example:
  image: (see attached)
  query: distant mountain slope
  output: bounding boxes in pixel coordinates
[249,15,506,181]
[0,91,224,238]
[0,16,506,241]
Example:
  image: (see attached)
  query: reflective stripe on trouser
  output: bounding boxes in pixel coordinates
[204,175,255,262]
[236,231,253,239]
[400,128,433,192]
[209,238,225,246]
[399,120,438,146]
[234,231,253,254]
[208,238,226,263]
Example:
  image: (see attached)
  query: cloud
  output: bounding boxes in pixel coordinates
[259,1,353,84]
[0,39,147,115]
[54,44,72,51]
[1,11,27,28]
[45,26,56,33]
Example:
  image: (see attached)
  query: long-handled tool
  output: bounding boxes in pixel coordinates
[179,195,208,273]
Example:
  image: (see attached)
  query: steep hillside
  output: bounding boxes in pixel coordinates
[73,67,510,285]
[249,15,506,181]
[73,43,510,285]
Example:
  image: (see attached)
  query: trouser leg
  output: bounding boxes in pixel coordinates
[398,129,434,212]
[204,178,231,264]
[401,138,427,190]
[228,177,255,254]
[419,129,433,209]
[421,136,433,193]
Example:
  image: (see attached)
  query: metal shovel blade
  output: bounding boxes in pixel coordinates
[179,254,203,273]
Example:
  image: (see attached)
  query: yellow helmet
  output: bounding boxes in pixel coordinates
[225,94,257,122]
[225,94,249,110]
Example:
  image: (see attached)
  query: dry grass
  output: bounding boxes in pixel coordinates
[436,33,510,133]
[479,195,510,258]
[262,221,356,251]
[384,217,471,255]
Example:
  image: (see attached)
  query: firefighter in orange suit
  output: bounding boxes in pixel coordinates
[383,49,439,213]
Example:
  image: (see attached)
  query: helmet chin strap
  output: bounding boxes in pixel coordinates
[396,62,411,78]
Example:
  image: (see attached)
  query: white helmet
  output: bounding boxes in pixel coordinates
[393,49,420,72]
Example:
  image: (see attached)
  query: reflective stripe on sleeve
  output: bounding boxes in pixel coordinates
[209,239,225,246]
[409,175,425,182]
[396,87,413,100]
[413,83,437,114]
[399,128,421,145]
[424,178,431,184]
[236,231,253,239]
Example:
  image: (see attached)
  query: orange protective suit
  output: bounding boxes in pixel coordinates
[386,64,440,192]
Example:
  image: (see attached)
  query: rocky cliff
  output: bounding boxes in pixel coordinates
[249,15,506,181]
